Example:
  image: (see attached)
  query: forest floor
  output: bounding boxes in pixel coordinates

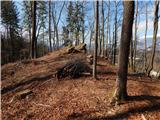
[1,48,160,120]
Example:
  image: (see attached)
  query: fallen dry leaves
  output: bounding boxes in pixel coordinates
[1,50,160,120]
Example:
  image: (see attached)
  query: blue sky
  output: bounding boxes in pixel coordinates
[13,1,160,47]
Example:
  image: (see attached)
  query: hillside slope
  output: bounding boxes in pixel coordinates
[1,49,160,120]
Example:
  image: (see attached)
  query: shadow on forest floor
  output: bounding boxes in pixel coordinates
[97,70,116,75]
[67,95,160,120]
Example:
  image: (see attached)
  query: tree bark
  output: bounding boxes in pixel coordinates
[82,3,85,43]
[32,1,37,58]
[52,2,60,50]
[133,0,138,72]
[106,1,110,58]
[98,24,101,56]
[43,26,45,55]
[130,35,134,70]
[113,1,118,65]
[144,3,148,72]
[93,1,99,79]
[49,0,52,52]
[101,0,104,57]
[9,26,15,62]
[113,1,134,101]
[146,0,159,76]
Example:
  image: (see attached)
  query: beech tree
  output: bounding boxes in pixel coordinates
[112,1,134,101]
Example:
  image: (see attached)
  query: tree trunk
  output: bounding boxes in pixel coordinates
[130,35,134,70]
[113,1,117,65]
[146,0,159,76]
[43,26,45,55]
[31,1,37,58]
[133,0,138,72]
[113,1,134,102]
[29,26,32,58]
[9,26,15,62]
[52,2,59,50]
[144,3,148,72]
[49,0,52,52]
[101,0,104,57]
[55,24,59,49]
[82,4,85,43]
[89,31,93,52]
[106,1,110,58]
[98,25,101,56]
[93,1,99,79]
[111,30,114,63]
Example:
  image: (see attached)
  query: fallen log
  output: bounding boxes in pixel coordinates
[55,59,92,79]
[16,89,33,99]
[87,55,93,65]
[75,43,87,53]
[65,43,87,54]
[1,72,54,94]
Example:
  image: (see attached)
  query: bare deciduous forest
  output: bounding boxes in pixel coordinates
[1,0,160,120]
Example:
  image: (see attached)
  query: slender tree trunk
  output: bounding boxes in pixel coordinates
[29,26,32,58]
[144,3,148,72]
[9,27,15,61]
[98,26,101,56]
[82,4,85,43]
[49,0,52,52]
[43,26,45,55]
[6,26,9,62]
[55,25,59,49]
[31,1,37,58]
[113,1,134,102]
[52,2,59,50]
[146,0,159,76]
[133,0,138,72]
[53,30,55,50]
[130,35,134,70]
[93,1,99,79]
[111,30,114,63]
[89,31,93,52]
[29,2,32,58]
[101,0,104,57]
[1,34,5,64]
[113,1,117,65]
[106,1,110,58]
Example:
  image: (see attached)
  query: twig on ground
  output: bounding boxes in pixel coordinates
[141,114,147,120]
[33,102,51,107]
